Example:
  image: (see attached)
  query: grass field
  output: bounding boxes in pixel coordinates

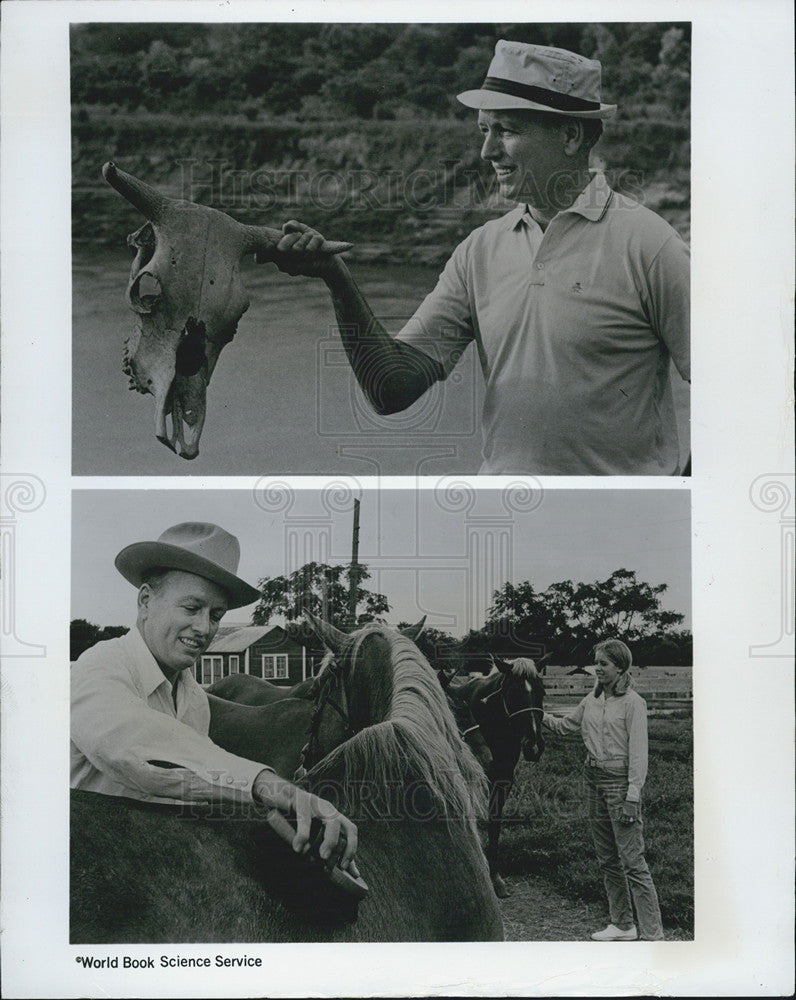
[488,713,694,937]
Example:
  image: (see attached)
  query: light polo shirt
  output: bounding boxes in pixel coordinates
[71,627,268,805]
[397,171,690,475]
[543,686,649,802]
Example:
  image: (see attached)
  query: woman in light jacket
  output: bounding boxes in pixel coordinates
[543,638,664,941]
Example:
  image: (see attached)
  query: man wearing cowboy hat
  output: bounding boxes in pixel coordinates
[71,522,358,872]
[268,40,690,476]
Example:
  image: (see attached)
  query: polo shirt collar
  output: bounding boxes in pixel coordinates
[504,203,530,232]
[565,170,613,222]
[127,624,175,698]
[508,170,613,230]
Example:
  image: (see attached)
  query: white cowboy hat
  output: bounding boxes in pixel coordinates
[457,40,617,120]
[115,522,260,609]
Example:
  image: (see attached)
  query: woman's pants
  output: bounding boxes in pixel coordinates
[584,764,664,940]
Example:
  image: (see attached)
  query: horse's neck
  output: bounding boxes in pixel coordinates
[208,695,316,780]
[346,631,394,729]
[466,673,506,729]
[289,676,318,699]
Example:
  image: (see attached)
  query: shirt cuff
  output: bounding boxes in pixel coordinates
[196,759,271,803]
[626,784,641,802]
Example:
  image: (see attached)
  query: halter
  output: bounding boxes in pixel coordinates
[293,648,353,781]
[482,676,544,722]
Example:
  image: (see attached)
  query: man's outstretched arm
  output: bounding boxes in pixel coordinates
[260,221,445,414]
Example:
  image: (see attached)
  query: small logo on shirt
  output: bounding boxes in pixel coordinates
[572,282,583,293]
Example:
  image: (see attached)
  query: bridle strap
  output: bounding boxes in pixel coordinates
[489,674,545,723]
[294,650,352,781]
[506,705,544,718]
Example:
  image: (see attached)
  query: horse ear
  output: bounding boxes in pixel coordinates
[537,651,554,675]
[400,616,427,642]
[303,611,348,656]
[492,654,511,674]
[436,666,454,690]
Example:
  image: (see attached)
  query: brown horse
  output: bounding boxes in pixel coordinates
[70,617,502,942]
[445,654,548,898]
[207,669,321,706]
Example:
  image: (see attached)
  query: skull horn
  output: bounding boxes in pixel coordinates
[102,161,170,222]
[240,223,352,259]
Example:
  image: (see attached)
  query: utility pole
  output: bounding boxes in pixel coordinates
[348,499,360,628]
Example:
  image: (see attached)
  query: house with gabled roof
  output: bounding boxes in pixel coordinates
[194,624,326,688]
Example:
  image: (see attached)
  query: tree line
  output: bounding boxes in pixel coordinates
[71,562,691,666]
[71,22,690,123]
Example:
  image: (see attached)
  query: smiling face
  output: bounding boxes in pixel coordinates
[478,109,570,207]
[594,649,623,692]
[137,570,228,680]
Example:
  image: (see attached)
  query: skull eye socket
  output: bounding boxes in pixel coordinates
[128,222,156,267]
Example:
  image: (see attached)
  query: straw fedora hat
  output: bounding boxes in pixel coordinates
[458,40,616,120]
[115,522,261,609]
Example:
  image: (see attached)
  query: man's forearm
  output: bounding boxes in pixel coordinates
[324,261,444,414]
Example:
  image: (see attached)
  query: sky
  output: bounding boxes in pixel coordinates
[72,487,691,636]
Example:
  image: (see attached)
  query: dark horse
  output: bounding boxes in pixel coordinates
[444,653,548,898]
[70,617,503,942]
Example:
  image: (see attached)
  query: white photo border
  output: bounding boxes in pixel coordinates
[1,1,793,996]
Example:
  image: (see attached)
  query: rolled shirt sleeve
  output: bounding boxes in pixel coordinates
[543,699,586,735]
[71,630,268,805]
[624,693,649,802]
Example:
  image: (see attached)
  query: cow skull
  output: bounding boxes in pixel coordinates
[103,161,351,459]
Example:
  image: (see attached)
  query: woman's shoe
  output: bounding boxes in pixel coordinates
[590,923,638,941]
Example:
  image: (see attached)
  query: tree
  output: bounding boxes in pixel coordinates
[397,623,460,671]
[70,619,129,661]
[566,568,684,643]
[478,569,686,666]
[251,561,390,631]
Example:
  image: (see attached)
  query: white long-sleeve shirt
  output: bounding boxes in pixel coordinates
[543,680,649,802]
[71,627,267,805]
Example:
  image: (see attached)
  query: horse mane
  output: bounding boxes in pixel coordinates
[306,625,488,824]
[508,656,540,680]
[315,648,336,674]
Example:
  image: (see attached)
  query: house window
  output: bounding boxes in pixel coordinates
[228,655,240,674]
[200,655,223,685]
[261,654,289,680]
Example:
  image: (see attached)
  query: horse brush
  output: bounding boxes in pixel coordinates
[265,809,370,901]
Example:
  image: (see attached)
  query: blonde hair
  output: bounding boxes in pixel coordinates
[593,638,632,673]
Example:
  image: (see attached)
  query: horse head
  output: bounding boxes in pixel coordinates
[302,614,427,737]
[103,162,351,458]
[491,653,549,762]
[301,613,487,822]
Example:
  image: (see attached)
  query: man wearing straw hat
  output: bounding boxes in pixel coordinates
[269,40,690,476]
[71,522,358,872]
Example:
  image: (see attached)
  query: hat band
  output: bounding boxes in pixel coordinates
[481,76,600,112]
